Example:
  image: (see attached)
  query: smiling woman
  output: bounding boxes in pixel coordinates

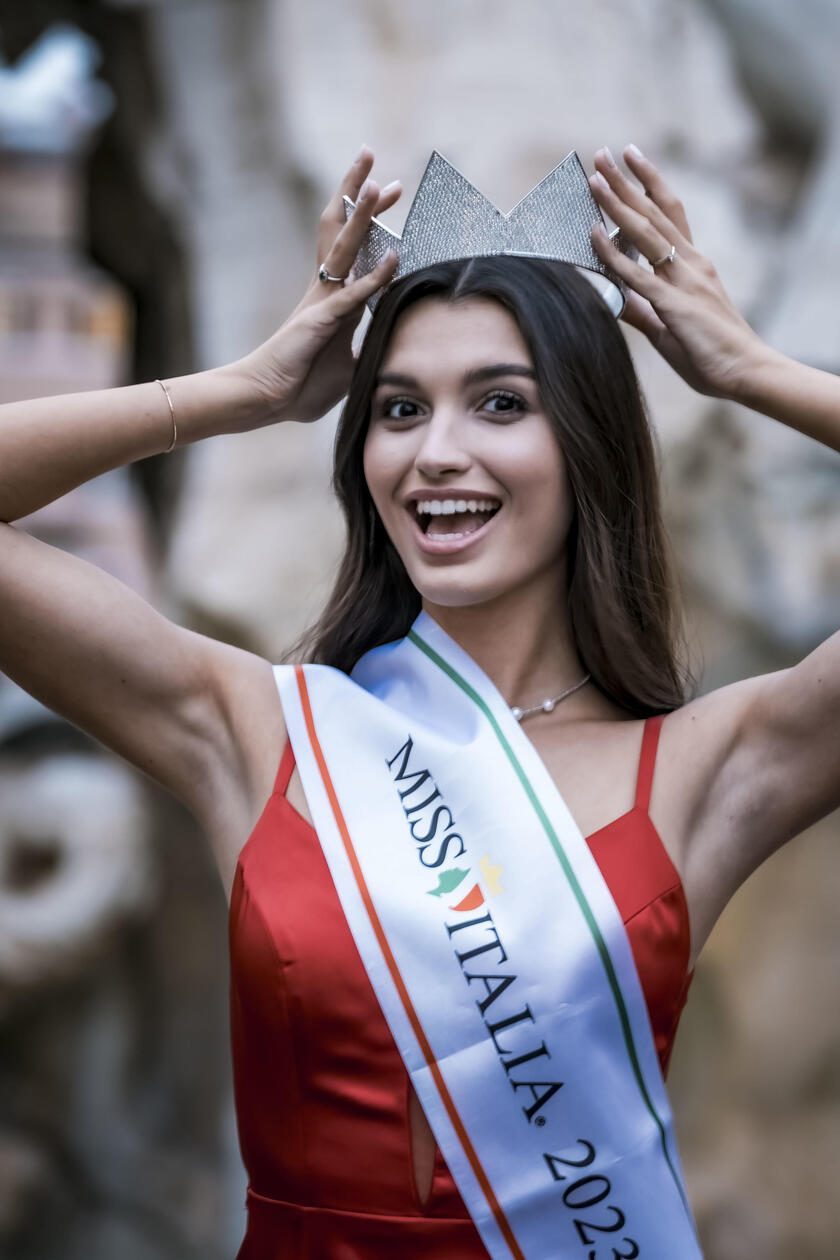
[1,142,839,1260]
[302,256,692,719]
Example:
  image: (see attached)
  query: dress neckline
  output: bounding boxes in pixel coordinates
[231,713,678,916]
[233,786,675,892]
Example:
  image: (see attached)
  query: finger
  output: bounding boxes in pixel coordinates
[317,167,401,268]
[341,144,375,200]
[590,224,666,304]
[334,179,400,274]
[618,291,668,341]
[317,145,376,258]
[621,144,694,245]
[374,179,402,216]
[592,148,693,254]
[320,177,383,280]
[326,251,399,318]
[589,171,678,271]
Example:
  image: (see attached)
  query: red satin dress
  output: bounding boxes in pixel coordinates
[229,713,693,1259]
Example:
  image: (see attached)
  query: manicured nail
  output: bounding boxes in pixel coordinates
[602,147,617,169]
[590,171,609,192]
[627,143,644,160]
[355,144,368,162]
[380,179,402,196]
[359,178,372,199]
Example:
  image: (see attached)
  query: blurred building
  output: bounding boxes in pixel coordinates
[0,28,129,401]
[0,25,232,1260]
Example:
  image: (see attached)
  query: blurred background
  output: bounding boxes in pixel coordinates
[0,1,838,1256]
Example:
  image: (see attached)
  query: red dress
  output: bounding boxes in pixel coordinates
[229,713,693,1259]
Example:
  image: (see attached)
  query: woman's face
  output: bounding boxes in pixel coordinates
[363,296,575,611]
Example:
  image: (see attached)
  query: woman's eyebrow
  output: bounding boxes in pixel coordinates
[464,363,536,385]
[375,363,536,389]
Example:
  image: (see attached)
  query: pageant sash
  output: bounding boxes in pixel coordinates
[275,612,703,1259]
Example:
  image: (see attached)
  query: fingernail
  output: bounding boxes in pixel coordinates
[590,171,609,192]
[359,178,372,199]
[376,250,398,270]
[355,143,368,162]
[603,147,617,169]
[380,179,402,196]
[627,143,644,160]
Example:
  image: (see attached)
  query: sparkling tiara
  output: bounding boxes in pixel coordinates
[344,149,638,316]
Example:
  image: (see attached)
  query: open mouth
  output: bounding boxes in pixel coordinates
[412,497,502,540]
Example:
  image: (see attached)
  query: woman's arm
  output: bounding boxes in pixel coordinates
[731,347,840,452]
[0,149,398,824]
[0,361,272,814]
[588,145,840,957]
[0,369,266,525]
[1,147,401,526]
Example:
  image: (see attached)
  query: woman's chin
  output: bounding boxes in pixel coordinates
[410,570,515,611]
[406,553,569,615]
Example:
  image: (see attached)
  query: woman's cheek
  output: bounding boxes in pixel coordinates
[362,432,390,518]
[362,443,403,548]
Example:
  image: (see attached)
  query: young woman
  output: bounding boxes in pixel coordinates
[1,144,837,1258]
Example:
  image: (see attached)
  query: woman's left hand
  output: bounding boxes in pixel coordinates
[589,145,766,399]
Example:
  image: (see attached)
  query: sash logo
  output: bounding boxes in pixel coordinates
[387,735,563,1126]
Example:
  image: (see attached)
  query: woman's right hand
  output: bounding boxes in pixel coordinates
[235,146,401,425]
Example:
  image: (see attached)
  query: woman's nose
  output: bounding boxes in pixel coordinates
[413,410,471,477]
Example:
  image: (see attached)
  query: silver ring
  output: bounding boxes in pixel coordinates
[318,263,346,284]
[652,244,677,268]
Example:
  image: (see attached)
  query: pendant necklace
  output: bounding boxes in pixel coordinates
[511,673,591,722]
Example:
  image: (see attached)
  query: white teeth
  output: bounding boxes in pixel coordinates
[414,497,501,516]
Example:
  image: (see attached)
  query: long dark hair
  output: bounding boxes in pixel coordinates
[294,256,695,716]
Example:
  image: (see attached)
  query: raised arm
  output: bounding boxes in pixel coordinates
[0,149,399,836]
[0,370,265,525]
[588,145,840,958]
[732,350,840,452]
[0,368,269,811]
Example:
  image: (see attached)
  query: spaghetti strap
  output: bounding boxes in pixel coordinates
[634,714,665,813]
[273,739,296,797]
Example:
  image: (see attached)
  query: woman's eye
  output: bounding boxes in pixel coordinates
[380,397,421,420]
[482,390,527,416]
[376,391,526,420]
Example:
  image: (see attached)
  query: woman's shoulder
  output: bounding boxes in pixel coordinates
[188,641,288,877]
[655,669,786,961]
[658,670,771,815]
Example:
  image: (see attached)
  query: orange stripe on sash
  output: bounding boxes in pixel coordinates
[294,665,524,1260]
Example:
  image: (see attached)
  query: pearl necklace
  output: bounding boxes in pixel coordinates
[511,673,591,722]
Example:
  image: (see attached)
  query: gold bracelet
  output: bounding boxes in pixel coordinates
[155,378,177,453]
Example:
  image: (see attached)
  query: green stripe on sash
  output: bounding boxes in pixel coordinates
[408,627,689,1212]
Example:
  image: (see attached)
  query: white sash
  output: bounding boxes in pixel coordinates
[275,612,702,1259]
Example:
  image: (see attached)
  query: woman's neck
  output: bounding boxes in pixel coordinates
[422,581,590,716]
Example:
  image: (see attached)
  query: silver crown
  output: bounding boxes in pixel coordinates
[344,150,638,315]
